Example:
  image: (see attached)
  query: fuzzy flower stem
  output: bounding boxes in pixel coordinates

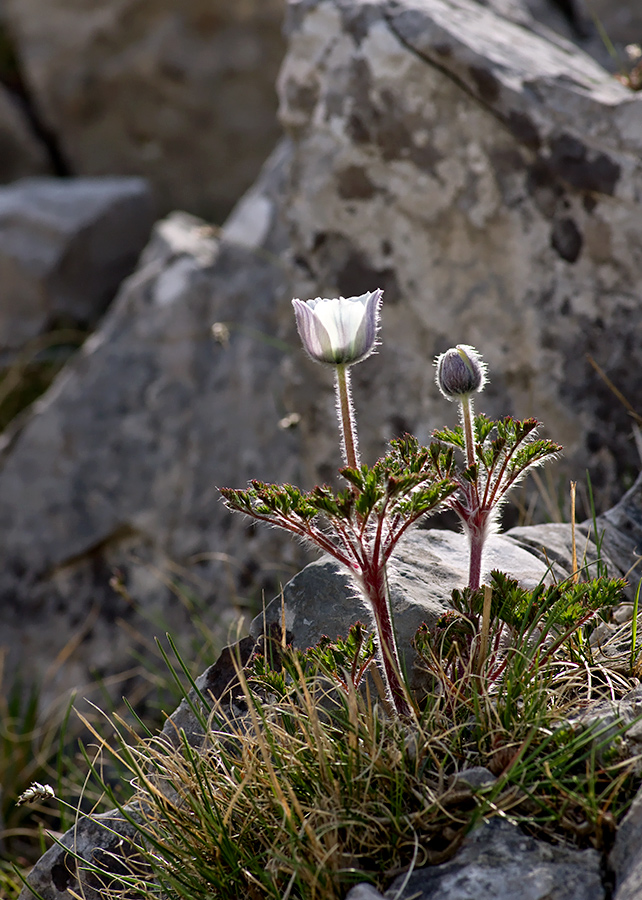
[460,394,483,591]
[460,395,475,469]
[335,364,360,469]
[468,526,483,593]
[362,563,411,718]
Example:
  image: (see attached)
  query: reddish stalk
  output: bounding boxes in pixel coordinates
[361,562,412,718]
[468,530,483,593]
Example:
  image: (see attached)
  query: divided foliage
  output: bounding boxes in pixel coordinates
[220,436,458,569]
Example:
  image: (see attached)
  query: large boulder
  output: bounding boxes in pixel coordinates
[1,0,286,220]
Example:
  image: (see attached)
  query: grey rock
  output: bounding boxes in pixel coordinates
[2,0,286,220]
[507,469,642,600]
[346,885,386,900]
[587,614,642,674]
[515,0,642,73]
[480,0,614,71]
[505,521,601,585]
[598,470,642,584]
[614,603,635,624]
[384,818,605,899]
[161,634,258,748]
[0,83,52,182]
[0,176,155,352]
[18,805,143,900]
[250,529,552,668]
[450,766,497,789]
[611,783,642,900]
[567,684,642,760]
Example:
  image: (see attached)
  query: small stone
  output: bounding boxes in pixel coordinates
[346,885,386,900]
[450,767,497,790]
[614,604,635,625]
[384,819,604,900]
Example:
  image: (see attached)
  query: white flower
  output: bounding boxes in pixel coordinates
[435,344,487,401]
[292,289,383,365]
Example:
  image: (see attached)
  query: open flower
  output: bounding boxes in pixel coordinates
[435,344,487,401]
[292,290,383,366]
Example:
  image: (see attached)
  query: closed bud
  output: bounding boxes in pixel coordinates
[435,345,487,401]
[292,290,383,366]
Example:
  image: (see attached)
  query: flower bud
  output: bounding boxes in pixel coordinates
[292,289,383,366]
[435,345,487,401]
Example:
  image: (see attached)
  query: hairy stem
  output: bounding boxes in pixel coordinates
[362,563,412,718]
[468,528,484,591]
[460,395,475,469]
[335,364,360,469]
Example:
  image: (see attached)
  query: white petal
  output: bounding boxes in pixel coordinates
[315,296,367,353]
[292,298,334,361]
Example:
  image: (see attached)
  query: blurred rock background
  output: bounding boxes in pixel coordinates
[0,0,641,708]
[0,0,286,220]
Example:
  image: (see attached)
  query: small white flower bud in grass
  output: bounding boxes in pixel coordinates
[292,290,383,366]
[435,344,487,401]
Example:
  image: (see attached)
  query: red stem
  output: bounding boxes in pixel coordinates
[466,508,489,593]
[362,563,412,717]
[468,532,483,593]
[254,514,355,570]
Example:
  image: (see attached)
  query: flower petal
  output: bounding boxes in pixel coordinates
[292,290,383,365]
[292,298,334,361]
[350,289,383,363]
